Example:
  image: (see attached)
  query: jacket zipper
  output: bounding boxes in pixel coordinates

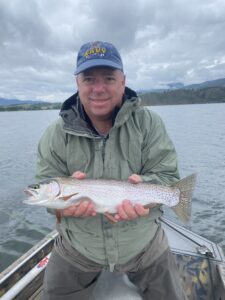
[101,137,107,163]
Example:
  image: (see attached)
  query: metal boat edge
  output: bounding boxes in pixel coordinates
[0,218,224,300]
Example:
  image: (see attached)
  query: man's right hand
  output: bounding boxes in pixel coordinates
[61,171,96,218]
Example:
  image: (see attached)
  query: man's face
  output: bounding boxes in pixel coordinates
[76,67,126,121]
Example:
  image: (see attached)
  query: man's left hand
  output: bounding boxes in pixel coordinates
[115,173,149,221]
[114,200,150,221]
[104,173,151,222]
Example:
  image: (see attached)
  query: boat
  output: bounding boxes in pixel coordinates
[0,217,225,300]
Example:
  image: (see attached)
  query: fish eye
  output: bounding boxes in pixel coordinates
[28,184,40,189]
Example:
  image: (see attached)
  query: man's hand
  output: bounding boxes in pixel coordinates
[128,173,143,184]
[62,200,96,218]
[61,171,96,218]
[72,170,87,180]
[106,174,151,222]
[114,200,150,221]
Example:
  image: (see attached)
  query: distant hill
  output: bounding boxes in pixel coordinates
[139,85,225,106]
[167,82,185,89]
[0,101,62,112]
[0,97,62,112]
[0,98,46,106]
[137,77,225,95]
[184,78,225,90]
[1,77,225,110]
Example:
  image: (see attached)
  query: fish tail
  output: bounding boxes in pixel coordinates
[171,173,197,223]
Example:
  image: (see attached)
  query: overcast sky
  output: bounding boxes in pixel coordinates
[1,0,225,102]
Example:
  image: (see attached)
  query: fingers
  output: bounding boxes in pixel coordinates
[64,172,96,218]
[143,203,157,209]
[115,200,150,221]
[134,203,150,216]
[62,200,96,218]
[72,171,86,180]
[117,200,137,220]
[104,212,118,224]
[128,174,142,184]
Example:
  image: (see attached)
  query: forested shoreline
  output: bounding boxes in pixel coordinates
[0,85,225,111]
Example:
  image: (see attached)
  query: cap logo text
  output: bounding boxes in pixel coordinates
[83,47,106,58]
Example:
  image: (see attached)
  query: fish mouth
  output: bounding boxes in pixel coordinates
[24,189,37,199]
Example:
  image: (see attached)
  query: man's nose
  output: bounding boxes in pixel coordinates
[92,78,105,92]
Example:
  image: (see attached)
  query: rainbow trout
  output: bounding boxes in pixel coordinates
[23,174,196,223]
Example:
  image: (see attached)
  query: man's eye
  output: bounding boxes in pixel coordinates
[105,77,115,82]
[83,77,94,83]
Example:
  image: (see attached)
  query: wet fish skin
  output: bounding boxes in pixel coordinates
[23,173,197,223]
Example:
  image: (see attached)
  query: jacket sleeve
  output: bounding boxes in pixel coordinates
[35,119,70,181]
[140,110,180,186]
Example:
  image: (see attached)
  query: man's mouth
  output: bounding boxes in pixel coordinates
[89,98,110,107]
[90,98,109,102]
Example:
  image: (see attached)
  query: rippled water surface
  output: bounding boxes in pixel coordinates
[0,104,224,271]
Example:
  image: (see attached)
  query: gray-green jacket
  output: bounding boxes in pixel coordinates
[36,87,180,270]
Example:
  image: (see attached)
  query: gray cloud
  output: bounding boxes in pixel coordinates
[1,0,225,101]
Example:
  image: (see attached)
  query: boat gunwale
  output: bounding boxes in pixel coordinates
[161,218,225,262]
[0,231,57,296]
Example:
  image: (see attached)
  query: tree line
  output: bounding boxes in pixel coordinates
[139,86,225,106]
[0,102,62,112]
[1,85,225,111]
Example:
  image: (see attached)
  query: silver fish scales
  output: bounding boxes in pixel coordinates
[23,174,197,223]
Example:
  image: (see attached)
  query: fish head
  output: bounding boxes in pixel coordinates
[23,178,82,209]
[24,179,60,205]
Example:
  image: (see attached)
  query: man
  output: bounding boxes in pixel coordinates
[36,41,187,299]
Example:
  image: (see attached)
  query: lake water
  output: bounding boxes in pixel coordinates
[0,103,224,272]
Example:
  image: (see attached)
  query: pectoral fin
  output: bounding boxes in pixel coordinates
[58,193,78,201]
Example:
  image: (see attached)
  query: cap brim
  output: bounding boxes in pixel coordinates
[75,59,123,75]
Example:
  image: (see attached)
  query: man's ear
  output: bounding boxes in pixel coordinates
[121,73,126,85]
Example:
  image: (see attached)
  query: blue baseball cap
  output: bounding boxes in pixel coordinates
[75,41,123,75]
